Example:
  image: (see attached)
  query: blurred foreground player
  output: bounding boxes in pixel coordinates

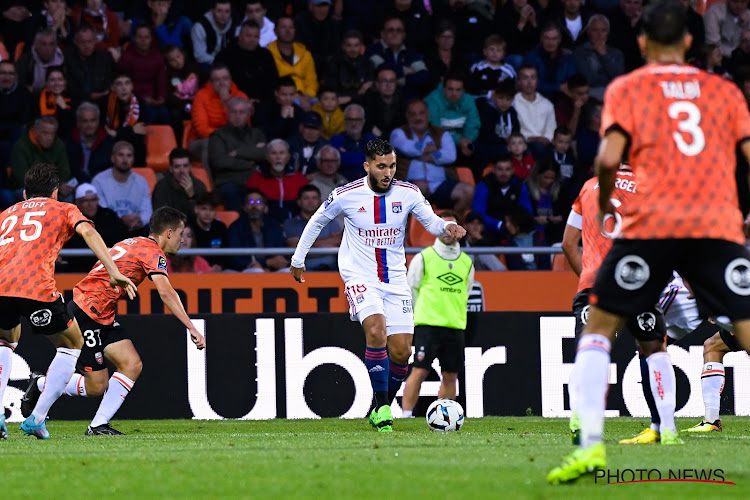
[22,207,205,435]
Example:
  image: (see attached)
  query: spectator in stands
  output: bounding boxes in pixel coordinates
[189,62,248,167]
[294,0,343,77]
[283,184,341,270]
[134,0,192,49]
[694,43,732,78]
[267,16,318,111]
[363,66,406,139]
[215,21,279,103]
[471,153,534,245]
[10,116,74,201]
[35,0,77,48]
[35,66,73,140]
[329,104,376,180]
[246,139,309,222]
[493,0,540,61]
[706,0,750,59]
[100,72,147,166]
[16,29,65,93]
[607,0,644,72]
[62,182,128,272]
[190,191,227,270]
[118,24,169,125]
[729,28,750,77]
[324,29,374,106]
[366,16,430,99]
[435,0,494,57]
[575,99,601,183]
[467,34,517,98]
[92,141,153,236]
[0,2,32,61]
[462,211,508,271]
[164,44,200,141]
[525,158,566,247]
[382,0,434,55]
[425,74,480,165]
[253,76,304,140]
[424,19,466,93]
[225,188,288,272]
[553,0,593,48]
[307,145,349,199]
[508,131,535,180]
[67,101,115,182]
[573,15,624,102]
[683,0,706,62]
[152,147,208,215]
[312,87,345,140]
[390,99,474,213]
[523,22,577,100]
[512,64,556,158]
[71,0,121,53]
[237,0,276,48]
[287,111,327,175]
[64,24,116,108]
[167,225,214,273]
[191,0,235,69]
[544,126,577,185]
[474,80,520,173]
[554,73,590,132]
[209,96,267,211]
[503,204,539,270]
[0,61,32,175]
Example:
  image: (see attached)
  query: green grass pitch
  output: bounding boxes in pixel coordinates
[3,416,750,499]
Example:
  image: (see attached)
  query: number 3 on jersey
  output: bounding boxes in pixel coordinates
[668,101,705,156]
[0,211,46,246]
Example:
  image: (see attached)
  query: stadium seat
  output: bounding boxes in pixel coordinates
[132,167,158,195]
[455,166,475,187]
[146,125,178,172]
[216,210,240,227]
[482,165,493,177]
[191,167,212,191]
[13,42,24,62]
[408,213,443,248]
[552,254,573,272]
[181,120,192,149]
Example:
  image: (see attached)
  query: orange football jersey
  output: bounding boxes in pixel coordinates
[601,64,750,243]
[74,237,168,324]
[0,198,90,301]
[570,169,639,292]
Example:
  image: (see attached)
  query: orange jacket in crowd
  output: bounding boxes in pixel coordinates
[190,81,248,139]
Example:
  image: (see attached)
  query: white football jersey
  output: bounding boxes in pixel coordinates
[291,177,451,285]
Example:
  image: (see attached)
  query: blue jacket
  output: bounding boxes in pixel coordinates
[365,41,430,98]
[523,47,577,99]
[424,82,481,144]
[329,131,377,176]
[225,213,286,271]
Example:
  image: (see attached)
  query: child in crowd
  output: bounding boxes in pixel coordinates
[100,72,147,165]
[190,191,227,271]
[475,80,520,172]
[508,132,535,180]
[312,86,344,140]
[167,225,213,273]
[467,34,517,97]
[546,126,576,182]
[164,44,200,141]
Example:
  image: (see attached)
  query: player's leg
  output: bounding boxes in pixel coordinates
[438,372,458,399]
[361,313,392,431]
[400,367,429,418]
[685,329,735,432]
[568,291,590,444]
[87,339,142,435]
[637,336,681,444]
[386,333,411,405]
[435,326,464,401]
[0,323,21,440]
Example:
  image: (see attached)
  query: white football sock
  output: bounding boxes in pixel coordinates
[401,410,413,418]
[31,348,80,423]
[646,351,677,434]
[571,334,611,448]
[0,341,18,405]
[90,372,134,428]
[701,362,724,423]
[63,374,87,397]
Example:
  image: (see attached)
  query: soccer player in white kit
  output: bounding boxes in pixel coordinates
[290,138,466,432]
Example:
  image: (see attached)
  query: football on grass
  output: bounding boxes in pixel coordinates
[426,399,464,432]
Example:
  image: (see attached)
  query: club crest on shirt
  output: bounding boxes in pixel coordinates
[158,255,168,271]
[392,201,402,213]
[324,192,334,208]
[95,352,104,365]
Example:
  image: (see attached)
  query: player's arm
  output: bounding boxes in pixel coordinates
[740,140,750,235]
[411,191,466,241]
[76,222,137,299]
[561,221,583,277]
[594,131,627,215]
[150,273,205,349]
[406,251,425,305]
[290,196,340,283]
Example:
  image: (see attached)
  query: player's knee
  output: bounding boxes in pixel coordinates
[703,333,725,354]
[86,377,108,397]
[115,357,143,380]
[389,344,411,364]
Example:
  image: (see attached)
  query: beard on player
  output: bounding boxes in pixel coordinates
[368,170,393,194]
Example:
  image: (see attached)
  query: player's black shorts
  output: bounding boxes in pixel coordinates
[411,325,465,373]
[0,295,72,335]
[574,288,666,342]
[593,238,750,324]
[68,301,128,372]
[719,327,742,353]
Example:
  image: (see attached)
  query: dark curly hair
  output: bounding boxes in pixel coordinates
[365,138,395,161]
[24,163,60,199]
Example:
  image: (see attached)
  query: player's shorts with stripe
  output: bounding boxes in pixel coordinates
[411,325,464,373]
[0,294,71,335]
[68,301,128,372]
[344,280,414,335]
[592,239,750,324]
[574,287,665,342]
[658,281,704,341]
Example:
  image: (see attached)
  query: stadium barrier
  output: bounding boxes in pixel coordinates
[6,313,750,421]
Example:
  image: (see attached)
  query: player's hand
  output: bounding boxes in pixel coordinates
[290,265,306,283]
[189,328,205,350]
[445,223,466,242]
[110,272,138,300]
[597,199,617,231]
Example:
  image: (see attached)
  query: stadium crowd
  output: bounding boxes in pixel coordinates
[0,0,746,272]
